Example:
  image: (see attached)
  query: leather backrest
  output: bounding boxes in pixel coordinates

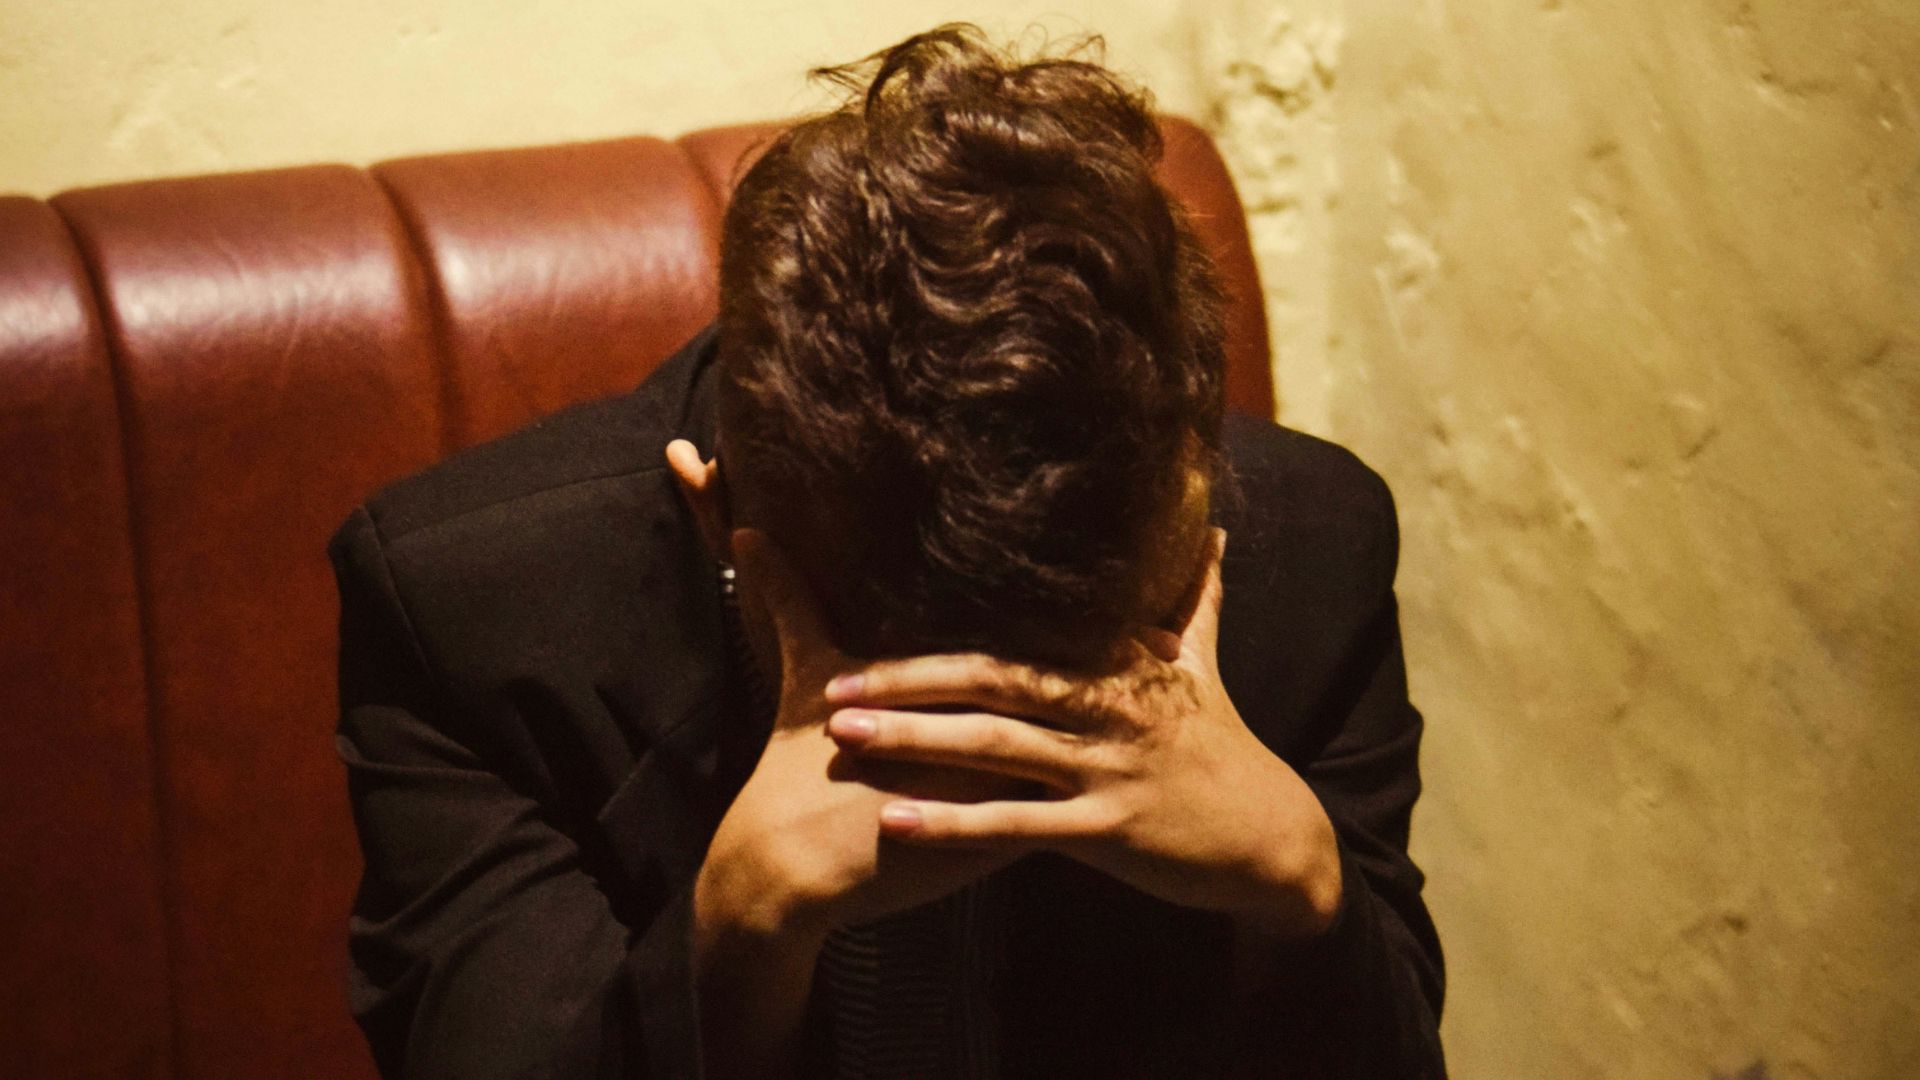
[0,195,172,1079]
[0,116,1269,1078]
[371,136,723,448]
[48,165,448,1079]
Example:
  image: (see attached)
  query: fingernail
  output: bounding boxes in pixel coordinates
[880,803,922,830]
[830,710,876,740]
[826,674,863,702]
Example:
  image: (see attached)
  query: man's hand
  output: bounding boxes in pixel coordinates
[696,527,1029,946]
[693,527,1033,1079]
[819,528,1345,939]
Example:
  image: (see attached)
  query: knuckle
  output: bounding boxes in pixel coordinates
[1059,693,1108,736]
[968,655,1011,696]
[1100,741,1148,783]
[1093,796,1136,837]
[776,853,833,909]
[1034,670,1076,706]
[975,719,1015,759]
[1041,728,1092,783]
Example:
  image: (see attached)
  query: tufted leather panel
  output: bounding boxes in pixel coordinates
[0,115,1269,1079]
[0,197,173,1079]
[372,137,724,449]
[51,167,447,1079]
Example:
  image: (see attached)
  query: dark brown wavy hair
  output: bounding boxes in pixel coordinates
[716,23,1229,665]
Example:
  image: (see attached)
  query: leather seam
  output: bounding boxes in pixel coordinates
[367,165,462,458]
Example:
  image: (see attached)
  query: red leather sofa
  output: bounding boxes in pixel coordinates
[0,117,1271,1078]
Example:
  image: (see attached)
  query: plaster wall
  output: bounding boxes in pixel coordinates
[1201,2,1920,1077]
[0,1,1206,195]
[7,3,1917,1077]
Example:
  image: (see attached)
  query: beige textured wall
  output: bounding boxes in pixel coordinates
[9,3,1919,1077]
[1202,1,1920,1077]
[0,1,1206,196]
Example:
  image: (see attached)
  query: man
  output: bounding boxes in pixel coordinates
[331,23,1444,1080]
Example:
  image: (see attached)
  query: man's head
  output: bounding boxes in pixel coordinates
[674,23,1229,671]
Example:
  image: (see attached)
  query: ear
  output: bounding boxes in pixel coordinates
[665,438,732,562]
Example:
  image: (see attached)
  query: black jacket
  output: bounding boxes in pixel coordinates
[329,323,1447,1078]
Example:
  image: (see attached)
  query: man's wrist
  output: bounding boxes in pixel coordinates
[1293,824,1347,938]
[693,856,828,962]
[1226,845,1346,1002]
[1226,859,1342,942]
[1227,758,1346,939]
[692,859,828,1080]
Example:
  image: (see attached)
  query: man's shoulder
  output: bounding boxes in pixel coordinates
[1219,411,1400,569]
[324,324,721,692]
[1211,415,1407,758]
[335,323,720,552]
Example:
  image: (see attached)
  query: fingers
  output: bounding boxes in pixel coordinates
[1175,527,1227,664]
[828,708,1085,791]
[811,534,1229,726]
[826,653,1096,731]
[730,527,838,678]
[877,795,1116,851]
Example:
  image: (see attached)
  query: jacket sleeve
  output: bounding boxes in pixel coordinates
[1223,471,1447,1079]
[330,506,704,1080]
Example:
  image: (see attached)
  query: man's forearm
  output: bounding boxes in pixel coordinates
[692,862,826,1080]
